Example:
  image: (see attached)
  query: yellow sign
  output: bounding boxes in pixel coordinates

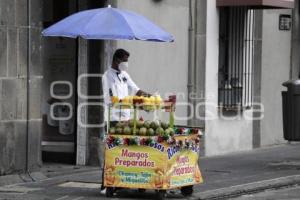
[104,135,203,189]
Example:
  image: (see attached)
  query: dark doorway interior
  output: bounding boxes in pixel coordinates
[41,0,78,164]
[41,0,107,164]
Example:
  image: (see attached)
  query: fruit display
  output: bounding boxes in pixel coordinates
[106,117,201,149]
[110,95,164,110]
[108,118,177,136]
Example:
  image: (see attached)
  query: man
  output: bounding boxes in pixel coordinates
[102,48,150,123]
[100,48,150,193]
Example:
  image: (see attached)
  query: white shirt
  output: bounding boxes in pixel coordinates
[102,68,140,122]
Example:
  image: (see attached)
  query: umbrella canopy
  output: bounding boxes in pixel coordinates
[42,6,174,42]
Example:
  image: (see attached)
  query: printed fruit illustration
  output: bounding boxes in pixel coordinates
[154,167,164,188]
[154,176,163,188]
[105,175,115,186]
[139,127,147,136]
[146,128,155,136]
[194,166,202,183]
[164,175,171,188]
[105,165,116,186]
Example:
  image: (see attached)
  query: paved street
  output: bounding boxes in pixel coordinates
[233,185,300,200]
[0,179,191,200]
[1,184,300,200]
[1,143,300,200]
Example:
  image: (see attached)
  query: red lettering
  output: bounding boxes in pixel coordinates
[120,149,149,160]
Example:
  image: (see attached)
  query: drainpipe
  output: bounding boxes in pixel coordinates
[193,1,198,125]
[25,0,31,173]
[188,0,196,126]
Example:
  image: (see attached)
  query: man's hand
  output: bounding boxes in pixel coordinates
[136,90,151,97]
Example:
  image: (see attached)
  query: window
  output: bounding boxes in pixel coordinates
[218,7,255,110]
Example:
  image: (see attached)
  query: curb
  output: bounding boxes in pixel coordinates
[0,172,47,187]
[41,166,100,178]
[0,166,100,187]
[194,175,300,200]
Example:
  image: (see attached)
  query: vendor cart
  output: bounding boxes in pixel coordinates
[41,5,195,200]
[104,95,203,200]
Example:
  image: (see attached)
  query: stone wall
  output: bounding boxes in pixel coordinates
[0,0,43,175]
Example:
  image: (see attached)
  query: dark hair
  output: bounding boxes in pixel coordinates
[113,49,130,62]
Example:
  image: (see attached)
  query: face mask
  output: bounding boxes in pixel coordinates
[119,62,129,71]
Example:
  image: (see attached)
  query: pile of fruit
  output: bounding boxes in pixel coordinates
[108,118,199,137]
[109,118,173,137]
[106,122,200,149]
[111,95,163,108]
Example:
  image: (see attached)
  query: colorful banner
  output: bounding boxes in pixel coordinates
[104,135,203,189]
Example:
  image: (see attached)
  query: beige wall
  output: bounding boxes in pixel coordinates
[114,0,189,125]
[261,9,291,146]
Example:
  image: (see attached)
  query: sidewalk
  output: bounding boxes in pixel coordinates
[1,142,300,199]
[196,142,300,199]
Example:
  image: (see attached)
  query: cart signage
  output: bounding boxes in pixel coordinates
[104,135,203,189]
[115,149,155,168]
[105,142,165,189]
[167,150,202,187]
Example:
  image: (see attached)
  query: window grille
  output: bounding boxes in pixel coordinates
[218,7,255,109]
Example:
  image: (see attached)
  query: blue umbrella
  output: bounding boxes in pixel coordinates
[42,6,174,42]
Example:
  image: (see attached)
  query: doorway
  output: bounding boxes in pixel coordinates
[41,0,107,164]
[41,0,78,164]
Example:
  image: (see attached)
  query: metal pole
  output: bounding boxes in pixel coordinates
[188,0,195,125]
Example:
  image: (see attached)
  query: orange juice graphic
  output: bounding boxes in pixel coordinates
[154,167,165,188]
[154,176,164,188]
[194,166,202,183]
[164,175,171,188]
[105,165,116,186]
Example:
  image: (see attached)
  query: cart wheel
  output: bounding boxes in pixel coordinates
[106,187,114,197]
[156,190,166,200]
[181,185,193,196]
[138,188,146,193]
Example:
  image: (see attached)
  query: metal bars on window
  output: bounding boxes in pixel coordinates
[218,7,255,109]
